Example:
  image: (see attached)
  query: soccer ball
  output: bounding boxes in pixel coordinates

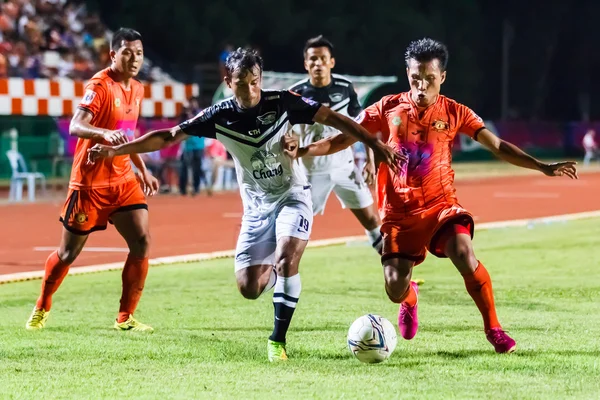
[347,314,397,363]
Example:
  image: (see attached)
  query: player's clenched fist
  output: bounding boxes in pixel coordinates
[87,144,116,164]
[281,132,300,159]
[102,129,128,145]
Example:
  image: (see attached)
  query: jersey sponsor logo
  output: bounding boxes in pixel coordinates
[257,111,277,125]
[81,90,96,105]
[329,93,344,102]
[432,120,449,131]
[250,150,283,180]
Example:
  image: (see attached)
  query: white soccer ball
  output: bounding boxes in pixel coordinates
[347,314,397,363]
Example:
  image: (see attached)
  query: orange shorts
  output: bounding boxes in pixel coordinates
[381,202,474,266]
[60,179,147,235]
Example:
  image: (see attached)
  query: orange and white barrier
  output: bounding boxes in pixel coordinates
[0,78,199,118]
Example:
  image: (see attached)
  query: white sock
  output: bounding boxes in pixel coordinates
[270,274,302,343]
[366,226,383,254]
[273,274,302,308]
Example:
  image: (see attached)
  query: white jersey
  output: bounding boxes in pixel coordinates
[289,74,363,174]
[179,90,322,215]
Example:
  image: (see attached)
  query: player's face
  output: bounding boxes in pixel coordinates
[226,66,262,109]
[111,40,144,78]
[406,58,446,108]
[304,47,335,83]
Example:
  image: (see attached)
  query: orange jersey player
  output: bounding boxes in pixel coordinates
[26,28,159,332]
[292,38,577,353]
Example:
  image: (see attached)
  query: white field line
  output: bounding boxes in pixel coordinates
[2,210,599,285]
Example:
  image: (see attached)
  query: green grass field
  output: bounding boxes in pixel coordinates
[1,218,600,399]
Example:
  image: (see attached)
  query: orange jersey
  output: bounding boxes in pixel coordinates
[357,92,485,219]
[70,68,145,189]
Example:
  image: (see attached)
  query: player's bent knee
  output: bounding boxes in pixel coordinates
[236,279,262,300]
[129,233,151,257]
[57,247,81,265]
[446,240,478,271]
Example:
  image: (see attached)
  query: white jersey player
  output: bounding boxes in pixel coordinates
[87,48,403,362]
[289,36,383,254]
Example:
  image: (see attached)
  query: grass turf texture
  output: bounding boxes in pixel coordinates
[1,218,600,399]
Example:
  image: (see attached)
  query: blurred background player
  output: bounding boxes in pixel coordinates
[87,47,402,362]
[289,36,383,254]
[582,129,598,166]
[25,28,158,332]
[179,96,209,196]
[294,38,578,354]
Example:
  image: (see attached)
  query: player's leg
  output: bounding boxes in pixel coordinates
[349,206,382,254]
[109,181,152,331]
[380,218,432,340]
[27,189,101,329]
[263,194,312,361]
[332,167,382,254]
[179,152,189,195]
[191,149,203,195]
[26,228,89,330]
[305,173,334,216]
[435,220,516,353]
[234,210,278,299]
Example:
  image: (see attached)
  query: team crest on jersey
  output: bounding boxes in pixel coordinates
[302,97,319,107]
[257,111,277,125]
[250,150,283,180]
[432,120,449,131]
[329,93,344,102]
[114,98,121,108]
[82,90,96,105]
[74,212,87,224]
[392,116,402,126]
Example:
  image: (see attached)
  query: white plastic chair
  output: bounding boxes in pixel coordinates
[6,150,47,202]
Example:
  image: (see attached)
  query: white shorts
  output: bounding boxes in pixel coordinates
[309,164,374,215]
[234,190,313,271]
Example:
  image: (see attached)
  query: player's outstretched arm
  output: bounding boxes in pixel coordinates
[87,127,188,163]
[70,108,128,145]
[311,106,405,171]
[476,128,578,179]
[287,133,357,159]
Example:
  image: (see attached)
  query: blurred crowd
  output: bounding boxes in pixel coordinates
[0,0,169,81]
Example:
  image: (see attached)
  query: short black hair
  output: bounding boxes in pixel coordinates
[111,28,143,50]
[303,35,334,57]
[404,38,449,71]
[225,47,263,79]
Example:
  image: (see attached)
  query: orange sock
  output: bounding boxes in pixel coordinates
[36,251,71,311]
[463,262,501,331]
[387,282,417,306]
[117,255,149,323]
[401,283,418,307]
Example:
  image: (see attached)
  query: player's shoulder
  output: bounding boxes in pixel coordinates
[438,95,471,114]
[206,97,236,116]
[373,93,406,110]
[331,73,353,87]
[85,69,111,91]
[288,78,310,93]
